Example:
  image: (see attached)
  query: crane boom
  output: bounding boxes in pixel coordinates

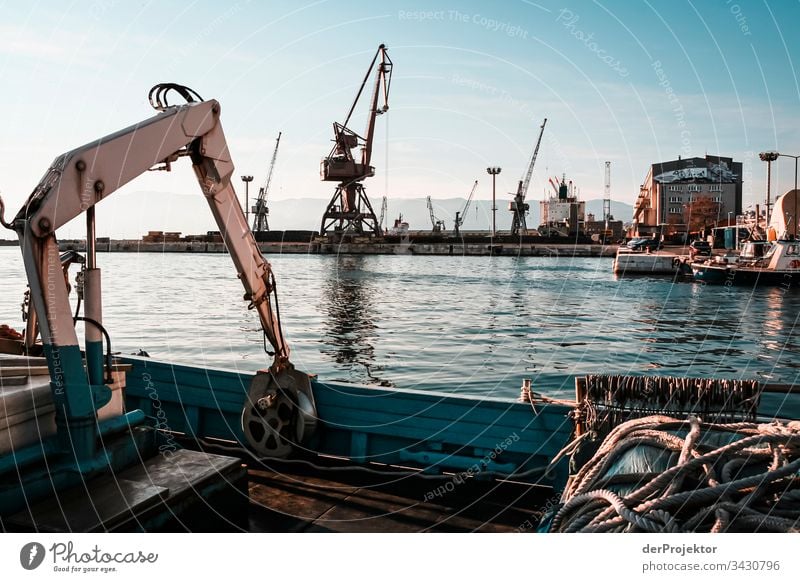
[520,118,547,200]
[510,118,547,237]
[252,131,281,232]
[454,180,478,237]
[362,46,392,169]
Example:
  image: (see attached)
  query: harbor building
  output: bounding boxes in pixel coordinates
[632,155,742,239]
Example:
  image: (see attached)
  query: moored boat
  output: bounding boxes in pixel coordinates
[691,190,800,286]
[691,239,800,285]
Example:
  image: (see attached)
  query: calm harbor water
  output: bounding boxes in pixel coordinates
[1,247,799,399]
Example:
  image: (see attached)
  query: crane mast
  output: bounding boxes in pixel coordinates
[252,131,281,233]
[510,118,547,237]
[320,44,393,236]
[454,180,478,237]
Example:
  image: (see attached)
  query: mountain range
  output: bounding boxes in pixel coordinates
[54,193,634,239]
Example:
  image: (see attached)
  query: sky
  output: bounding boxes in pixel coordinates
[0,0,799,237]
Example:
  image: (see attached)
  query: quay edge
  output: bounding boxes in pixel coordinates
[54,238,618,257]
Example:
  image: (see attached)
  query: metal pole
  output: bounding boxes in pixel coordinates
[492,173,496,236]
[241,175,253,227]
[84,205,103,385]
[487,167,501,238]
[86,206,96,269]
[767,160,772,224]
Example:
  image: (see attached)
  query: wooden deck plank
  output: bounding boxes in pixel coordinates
[245,460,550,533]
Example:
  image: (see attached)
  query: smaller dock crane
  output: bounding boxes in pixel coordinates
[378,195,388,234]
[252,131,281,232]
[427,196,446,232]
[510,118,547,237]
[454,180,478,237]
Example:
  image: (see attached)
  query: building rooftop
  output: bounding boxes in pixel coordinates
[651,155,741,184]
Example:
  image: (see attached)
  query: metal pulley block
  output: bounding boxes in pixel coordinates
[241,368,318,458]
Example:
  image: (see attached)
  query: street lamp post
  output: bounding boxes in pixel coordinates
[486,167,501,237]
[759,151,779,225]
[241,175,253,226]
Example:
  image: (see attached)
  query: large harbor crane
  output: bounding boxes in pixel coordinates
[454,180,478,237]
[320,44,393,236]
[510,118,547,237]
[252,131,281,232]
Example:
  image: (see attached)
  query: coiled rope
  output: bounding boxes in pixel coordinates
[548,415,800,533]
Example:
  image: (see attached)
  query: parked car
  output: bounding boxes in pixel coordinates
[689,240,712,259]
[627,237,662,252]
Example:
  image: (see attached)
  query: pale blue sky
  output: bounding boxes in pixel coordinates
[1,0,798,236]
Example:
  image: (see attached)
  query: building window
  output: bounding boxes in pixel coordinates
[669,206,682,214]
[668,185,682,192]
[687,185,701,192]
[668,196,682,203]
[709,185,723,192]
[713,196,722,202]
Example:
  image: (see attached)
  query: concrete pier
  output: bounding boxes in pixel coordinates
[613,248,685,274]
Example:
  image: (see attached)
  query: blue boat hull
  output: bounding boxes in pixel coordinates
[120,356,576,487]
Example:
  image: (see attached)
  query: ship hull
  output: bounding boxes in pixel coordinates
[691,263,800,286]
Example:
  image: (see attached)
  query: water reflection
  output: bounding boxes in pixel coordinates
[319,255,389,386]
[758,287,800,372]
[2,248,799,399]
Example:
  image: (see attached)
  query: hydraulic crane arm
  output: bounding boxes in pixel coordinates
[11,85,289,372]
[2,84,313,461]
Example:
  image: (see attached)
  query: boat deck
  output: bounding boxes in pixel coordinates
[245,457,551,533]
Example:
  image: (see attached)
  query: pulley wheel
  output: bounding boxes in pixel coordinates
[242,390,296,458]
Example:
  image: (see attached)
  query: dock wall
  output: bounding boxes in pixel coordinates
[56,239,618,257]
